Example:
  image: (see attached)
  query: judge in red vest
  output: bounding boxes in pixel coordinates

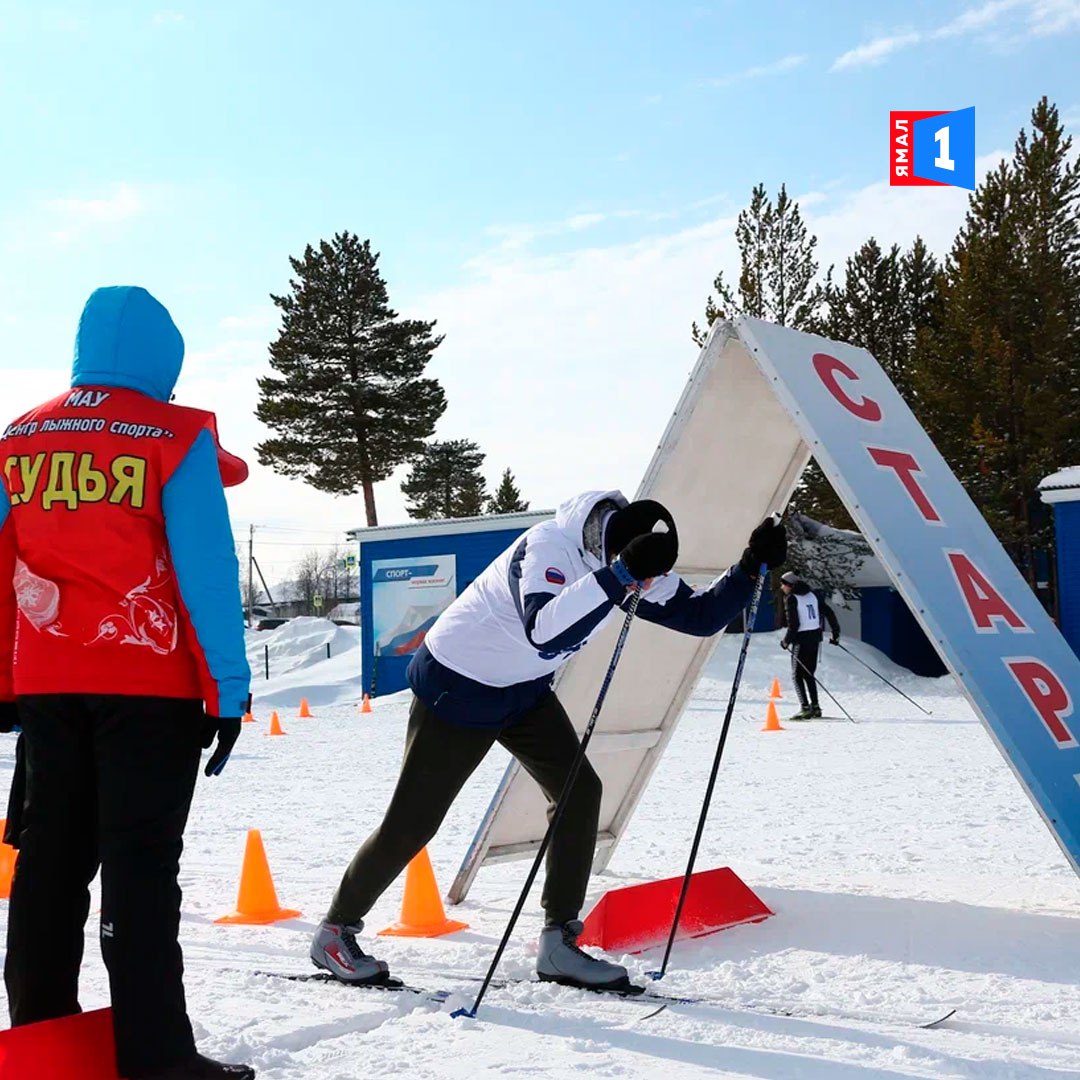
[0,287,254,1080]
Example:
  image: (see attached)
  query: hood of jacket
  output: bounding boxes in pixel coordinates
[71,286,184,402]
[554,490,629,565]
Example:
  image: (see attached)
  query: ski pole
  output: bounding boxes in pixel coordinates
[648,563,769,982]
[455,587,643,1019]
[789,649,855,723]
[835,642,933,715]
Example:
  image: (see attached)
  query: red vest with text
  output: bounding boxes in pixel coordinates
[2,386,245,701]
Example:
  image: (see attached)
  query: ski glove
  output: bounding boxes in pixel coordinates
[739,518,787,577]
[0,701,18,734]
[613,530,678,585]
[201,716,242,777]
[830,634,840,646]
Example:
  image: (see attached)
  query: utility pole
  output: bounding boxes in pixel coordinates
[248,524,256,627]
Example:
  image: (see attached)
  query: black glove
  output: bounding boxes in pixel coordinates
[830,634,840,646]
[615,530,678,584]
[739,517,787,576]
[0,701,19,734]
[201,716,242,777]
[780,640,790,651]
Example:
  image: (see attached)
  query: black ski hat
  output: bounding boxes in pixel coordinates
[604,499,678,562]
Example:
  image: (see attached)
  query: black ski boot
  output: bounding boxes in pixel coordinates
[133,1052,255,1079]
[809,704,823,718]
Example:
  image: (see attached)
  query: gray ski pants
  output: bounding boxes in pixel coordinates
[327,691,602,928]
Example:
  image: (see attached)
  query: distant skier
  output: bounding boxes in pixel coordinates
[779,571,840,720]
[312,492,786,992]
[0,287,254,1080]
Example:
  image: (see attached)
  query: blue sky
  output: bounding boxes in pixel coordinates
[2,1,1078,579]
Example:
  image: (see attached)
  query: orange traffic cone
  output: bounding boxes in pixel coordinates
[761,700,784,732]
[299,698,312,719]
[360,694,372,714]
[378,848,469,938]
[216,829,301,925]
[267,711,286,736]
[769,677,783,700]
[242,711,255,724]
[0,820,17,900]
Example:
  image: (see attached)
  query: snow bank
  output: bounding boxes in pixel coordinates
[247,617,362,708]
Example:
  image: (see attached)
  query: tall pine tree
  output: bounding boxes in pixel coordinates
[402,440,488,520]
[825,236,940,409]
[692,183,823,344]
[693,182,842,533]
[913,98,1080,587]
[256,232,446,526]
[488,468,529,514]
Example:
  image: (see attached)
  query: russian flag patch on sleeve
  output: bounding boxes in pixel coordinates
[545,567,567,586]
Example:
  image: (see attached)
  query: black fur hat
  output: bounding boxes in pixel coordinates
[604,499,678,562]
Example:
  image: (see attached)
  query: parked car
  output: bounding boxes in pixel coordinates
[255,618,290,631]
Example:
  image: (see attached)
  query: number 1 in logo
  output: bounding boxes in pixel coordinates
[934,125,955,172]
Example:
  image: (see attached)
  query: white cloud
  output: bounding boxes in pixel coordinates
[401,161,1003,527]
[565,212,608,231]
[932,0,1025,38]
[43,184,144,244]
[832,0,1080,70]
[196,158,1006,529]
[831,32,922,71]
[482,209,642,254]
[703,53,807,88]
[1,161,1005,539]
[1027,0,1080,33]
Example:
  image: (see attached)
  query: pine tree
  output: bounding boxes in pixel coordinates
[488,468,529,514]
[692,183,823,344]
[824,236,940,409]
[901,237,940,360]
[402,440,488,520]
[256,232,446,526]
[694,183,844,531]
[783,514,873,605]
[913,98,1080,587]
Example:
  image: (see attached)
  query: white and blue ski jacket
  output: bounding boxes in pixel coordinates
[409,490,753,727]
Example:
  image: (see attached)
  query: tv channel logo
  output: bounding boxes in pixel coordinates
[890,107,975,189]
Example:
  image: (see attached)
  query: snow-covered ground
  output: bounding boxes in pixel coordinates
[3,627,1079,1079]
[246,617,362,710]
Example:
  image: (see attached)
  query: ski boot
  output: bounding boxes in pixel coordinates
[809,705,823,719]
[310,919,391,984]
[133,1053,255,1079]
[537,920,639,993]
[788,705,814,721]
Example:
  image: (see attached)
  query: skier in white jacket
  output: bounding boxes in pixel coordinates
[312,491,786,991]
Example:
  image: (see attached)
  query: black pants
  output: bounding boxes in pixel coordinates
[329,692,601,928]
[790,633,822,709]
[4,695,203,1079]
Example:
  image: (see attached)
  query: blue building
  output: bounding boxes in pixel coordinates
[1040,467,1080,659]
[347,510,553,698]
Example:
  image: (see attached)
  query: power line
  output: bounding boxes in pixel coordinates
[232,538,350,548]
[231,523,355,536]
